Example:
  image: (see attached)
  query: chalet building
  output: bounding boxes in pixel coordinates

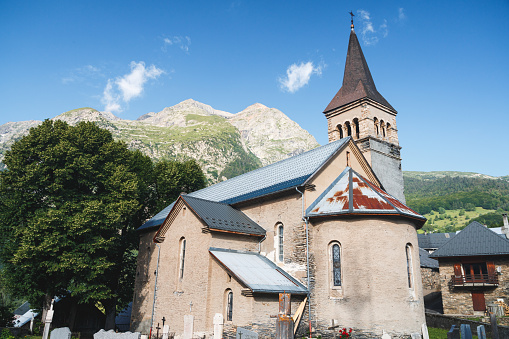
[130,22,426,338]
[430,221,509,315]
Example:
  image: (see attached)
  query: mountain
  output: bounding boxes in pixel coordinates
[0,99,320,183]
[403,171,509,215]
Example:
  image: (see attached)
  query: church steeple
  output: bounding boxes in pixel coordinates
[323,20,405,202]
[324,28,395,113]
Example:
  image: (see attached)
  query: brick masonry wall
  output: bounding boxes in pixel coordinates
[438,257,509,315]
[420,267,441,291]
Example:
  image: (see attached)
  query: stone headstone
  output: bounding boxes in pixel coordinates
[460,324,473,339]
[381,330,391,339]
[140,335,147,339]
[50,327,71,339]
[410,333,421,339]
[182,315,194,339]
[477,325,486,339]
[490,313,500,339]
[421,324,429,339]
[162,325,170,339]
[236,327,258,339]
[213,313,224,339]
[94,329,140,339]
[447,325,460,339]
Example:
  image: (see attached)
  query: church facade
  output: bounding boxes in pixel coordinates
[131,24,426,338]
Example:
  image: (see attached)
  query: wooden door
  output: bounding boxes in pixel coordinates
[471,291,486,311]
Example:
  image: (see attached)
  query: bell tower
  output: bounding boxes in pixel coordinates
[323,20,405,202]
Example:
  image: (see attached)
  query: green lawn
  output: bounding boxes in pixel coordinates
[428,326,483,339]
[418,207,495,233]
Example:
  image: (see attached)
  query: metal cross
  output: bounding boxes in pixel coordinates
[349,11,355,26]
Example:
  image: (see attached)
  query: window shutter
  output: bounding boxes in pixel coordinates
[487,261,496,276]
[454,263,462,276]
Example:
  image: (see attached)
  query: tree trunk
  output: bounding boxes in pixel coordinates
[104,299,116,330]
[40,293,53,325]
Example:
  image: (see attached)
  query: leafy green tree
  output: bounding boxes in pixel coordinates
[459,209,465,216]
[0,120,155,329]
[438,207,446,215]
[465,203,476,211]
[153,159,206,212]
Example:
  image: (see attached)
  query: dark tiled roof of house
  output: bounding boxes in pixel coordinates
[419,248,439,269]
[138,138,350,231]
[323,29,395,113]
[430,221,509,258]
[305,167,425,225]
[417,232,457,250]
[181,195,265,236]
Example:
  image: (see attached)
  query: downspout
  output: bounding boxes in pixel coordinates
[296,186,311,338]
[149,243,161,339]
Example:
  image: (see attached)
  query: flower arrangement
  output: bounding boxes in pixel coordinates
[338,328,353,338]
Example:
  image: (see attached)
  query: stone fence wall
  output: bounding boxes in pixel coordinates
[425,312,509,338]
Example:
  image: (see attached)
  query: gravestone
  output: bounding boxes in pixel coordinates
[162,325,170,339]
[460,324,472,339]
[381,330,391,339]
[477,325,486,339]
[213,313,224,339]
[421,324,429,339]
[410,333,421,339]
[94,329,140,339]
[50,327,71,339]
[447,325,460,339]
[490,313,500,339]
[236,327,258,339]
[182,315,194,339]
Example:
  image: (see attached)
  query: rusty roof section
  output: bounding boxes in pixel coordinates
[323,28,396,114]
[306,167,425,225]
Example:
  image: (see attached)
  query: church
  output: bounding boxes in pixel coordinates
[130,21,426,338]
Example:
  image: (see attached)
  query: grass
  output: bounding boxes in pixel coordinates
[428,327,482,339]
[418,207,496,233]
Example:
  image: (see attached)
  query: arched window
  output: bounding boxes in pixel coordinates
[330,242,342,287]
[225,289,233,321]
[277,223,284,262]
[178,237,186,280]
[380,120,386,138]
[353,118,360,139]
[374,118,379,135]
[337,124,344,139]
[345,121,352,137]
[406,244,414,289]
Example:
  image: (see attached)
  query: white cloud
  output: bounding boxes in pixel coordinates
[398,8,406,21]
[101,61,164,113]
[163,36,191,53]
[356,9,389,46]
[279,62,322,93]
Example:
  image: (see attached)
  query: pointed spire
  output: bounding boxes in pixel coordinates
[323,23,395,113]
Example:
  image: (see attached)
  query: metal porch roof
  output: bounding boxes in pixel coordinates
[209,247,308,295]
[139,138,350,231]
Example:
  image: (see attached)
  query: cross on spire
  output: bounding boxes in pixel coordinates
[349,11,355,29]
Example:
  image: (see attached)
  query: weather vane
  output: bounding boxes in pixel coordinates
[349,11,355,29]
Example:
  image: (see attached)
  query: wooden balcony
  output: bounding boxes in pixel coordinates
[451,274,499,287]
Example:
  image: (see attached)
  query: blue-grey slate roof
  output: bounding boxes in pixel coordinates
[430,221,509,258]
[209,247,308,294]
[182,195,265,236]
[419,248,439,269]
[417,232,457,250]
[138,138,350,231]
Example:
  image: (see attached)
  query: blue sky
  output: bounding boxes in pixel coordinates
[1,0,508,176]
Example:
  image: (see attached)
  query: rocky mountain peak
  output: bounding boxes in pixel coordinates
[53,107,121,125]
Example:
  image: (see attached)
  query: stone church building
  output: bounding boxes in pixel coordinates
[131,23,426,338]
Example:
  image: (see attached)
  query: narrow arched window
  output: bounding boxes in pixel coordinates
[178,237,186,280]
[277,224,284,262]
[337,124,343,139]
[374,117,379,135]
[406,244,414,289]
[226,290,233,321]
[332,243,341,286]
[353,118,360,139]
[345,121,352,137]
[381,120,386,138]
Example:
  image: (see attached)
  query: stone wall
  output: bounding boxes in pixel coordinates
[420,267,440,291]
[438,257,509,315]
[425,312,509,338]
